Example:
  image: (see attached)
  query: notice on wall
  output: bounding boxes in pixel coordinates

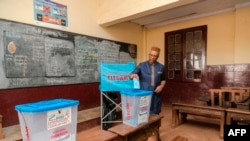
[33,0,68,30]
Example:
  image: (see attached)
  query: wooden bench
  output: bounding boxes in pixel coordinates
[108,114,163,141]
[77,126,119,141]
[234,97,250,110]
[226,108,250,125]
[221,86,250,108]
[0,115,4,139]
[221,86,250,97]
[209,89,245,107]
[171,103,225,139]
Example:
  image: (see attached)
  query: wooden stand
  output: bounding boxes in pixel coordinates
[77,126,118,141]
[0,115,4,139]
[108,114,163,141]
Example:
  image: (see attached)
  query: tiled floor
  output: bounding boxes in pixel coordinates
[1,105,223,141]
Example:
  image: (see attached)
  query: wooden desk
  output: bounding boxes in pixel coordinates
[226,108,250,125]
[209,89,245,107]
[108,114,163,141]
[172,103,225,139]
[77,126,118,141]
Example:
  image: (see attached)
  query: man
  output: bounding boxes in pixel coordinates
[129,46,166,140]
[129,46,166,114]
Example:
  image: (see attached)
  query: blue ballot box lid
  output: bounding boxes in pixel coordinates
[15,98,79,113]
[120,89,153,96]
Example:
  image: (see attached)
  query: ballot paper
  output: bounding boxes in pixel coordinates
[133,78,140,89]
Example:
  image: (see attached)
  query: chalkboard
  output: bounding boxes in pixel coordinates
[3,31,45,78]
[45,37,75,77]
[0,19,137,89]
[74,36,99,81]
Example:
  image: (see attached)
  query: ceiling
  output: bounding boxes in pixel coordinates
[129,0,250,28]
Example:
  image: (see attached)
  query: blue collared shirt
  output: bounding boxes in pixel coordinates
[132,61,165,114]
[132,61,165,92]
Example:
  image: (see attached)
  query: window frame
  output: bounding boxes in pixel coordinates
[164,25,207,82]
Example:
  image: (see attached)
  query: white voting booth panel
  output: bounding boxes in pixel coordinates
[99,62,135,130]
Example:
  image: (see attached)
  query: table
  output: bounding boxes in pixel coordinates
[108,114,163,141]
[77,126,118,141]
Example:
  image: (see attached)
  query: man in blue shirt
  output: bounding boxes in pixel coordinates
[129,47,166,140]
[129,46,166,114]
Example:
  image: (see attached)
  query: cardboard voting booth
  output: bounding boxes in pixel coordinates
[99,61,135,92]
[99,61,136,129]
[99,62,153,128]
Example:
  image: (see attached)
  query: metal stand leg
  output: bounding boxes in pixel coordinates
[101,92,122,130]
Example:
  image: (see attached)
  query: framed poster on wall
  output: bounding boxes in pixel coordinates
[33,0,68,30]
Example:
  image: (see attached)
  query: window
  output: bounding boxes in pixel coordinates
[165,25,207,82]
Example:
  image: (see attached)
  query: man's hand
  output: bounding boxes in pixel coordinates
[129,73,139,79]
[154,80,166,93]
[154,85,164,93]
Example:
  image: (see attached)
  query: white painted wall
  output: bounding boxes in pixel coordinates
[0,0,143,54]
[145,6,250,65]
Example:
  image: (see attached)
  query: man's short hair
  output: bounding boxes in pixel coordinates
[151,46,160,53]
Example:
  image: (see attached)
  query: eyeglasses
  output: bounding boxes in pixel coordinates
[149,54,159,58]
